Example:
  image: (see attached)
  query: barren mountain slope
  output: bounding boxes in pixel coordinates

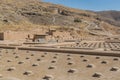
[97,11,120,27]
[0,0,97,28]
[0,0,119,36]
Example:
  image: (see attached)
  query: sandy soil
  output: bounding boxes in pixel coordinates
[0,49,119,80]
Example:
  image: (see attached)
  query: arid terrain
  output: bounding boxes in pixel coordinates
[0,0,120,35]
[0,0,120,80]
[0,49,120,80]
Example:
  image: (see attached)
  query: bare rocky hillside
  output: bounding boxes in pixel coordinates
[0,0,119,36]
[0,0,99,29]
[97,11,120,27]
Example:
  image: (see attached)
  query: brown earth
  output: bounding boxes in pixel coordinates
[97,11,120,27]
[0,0,119,37]
[0,49,119,80]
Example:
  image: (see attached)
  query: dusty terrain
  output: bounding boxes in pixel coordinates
[0,0,120,80]
[97,10,120,27]
[0,49,120,80]
[0,0,119,37]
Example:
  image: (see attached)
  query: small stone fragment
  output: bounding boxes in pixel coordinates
[101,61,107,64]
[32,63,39,67]
[110,67,119,71]
[86,64,94,68]
[48,66,56,70]
[18,61,24,64]
[23,71,33,76]
[43,75,53,80]
[68,69,76,73]
[7,67,16,71]
[92,72,102,78]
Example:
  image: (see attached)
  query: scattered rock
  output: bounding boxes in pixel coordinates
[67,57,72,60]
[48,66,56,70]
[86,64,94,68]
[32,63,39,67]
[83,59,88,62]
[51,60,56,63]
[13,52,16,55]
[110,67,119,71]
[41,55,45,57]
[113,58,119,61]
[67,54,71,56]
[7,60,12,62]
[23,71,33,76]
[96,57,100,59]
[80,56,84,58]
[26,57,30,60]
[53,56,57,59]
[68,62,74,65]
[101,61,107,64]
[18,61,24,64]
[31,54,34,56]
[37,59,41,61]
[92,72,102,78]
[15,56,19,58]
[43,75,53,80]
[68,69,76,73]
[7,67,16,71]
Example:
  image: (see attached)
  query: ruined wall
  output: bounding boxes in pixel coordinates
[0,33,4,40]
[1,30,47,41]
[3,31,31,41]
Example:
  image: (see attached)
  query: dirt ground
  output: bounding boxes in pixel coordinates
[0,49,119,80]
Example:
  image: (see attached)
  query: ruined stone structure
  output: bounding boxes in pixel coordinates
[0,30,48,42]
[0,31,30,41]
